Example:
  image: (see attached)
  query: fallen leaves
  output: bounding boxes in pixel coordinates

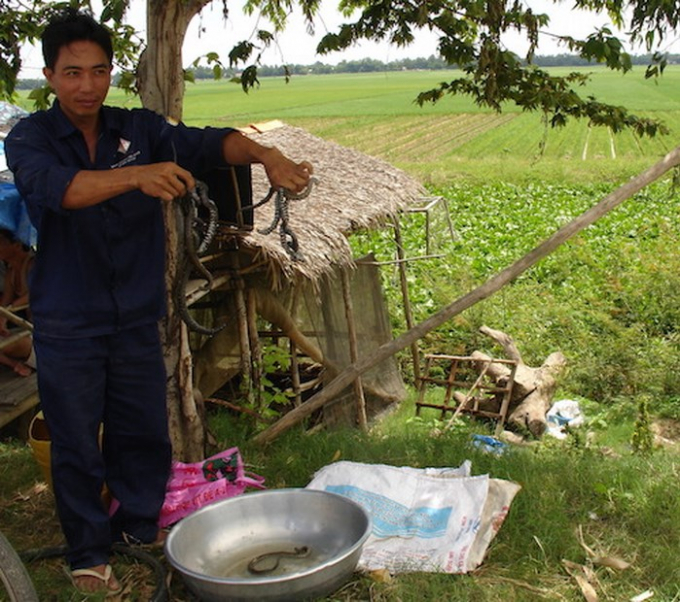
[562,525,633,601]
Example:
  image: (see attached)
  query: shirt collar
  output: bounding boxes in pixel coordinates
[48,100,79,139]
[49,100,123,139]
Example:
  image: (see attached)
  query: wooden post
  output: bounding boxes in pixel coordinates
[289,285,302,407]
[392,216,421,381]
[227,247,254,407]
[341,266,368,431]
[246,289,263,411]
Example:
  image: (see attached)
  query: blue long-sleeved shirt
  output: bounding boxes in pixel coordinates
[6,101,233,338]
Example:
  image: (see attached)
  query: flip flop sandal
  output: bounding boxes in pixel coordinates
[69,564,123,596]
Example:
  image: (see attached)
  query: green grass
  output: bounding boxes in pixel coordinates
[3,404,679,601]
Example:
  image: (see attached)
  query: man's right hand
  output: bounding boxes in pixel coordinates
[63,162,197,209]
[135,162,196,202]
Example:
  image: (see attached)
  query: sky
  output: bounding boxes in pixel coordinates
[174,0,624,66]
[17,0,660,78]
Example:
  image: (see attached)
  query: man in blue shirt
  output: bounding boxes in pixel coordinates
[6,8,312,595]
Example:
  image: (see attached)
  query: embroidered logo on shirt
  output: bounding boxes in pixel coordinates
[111,150,141,169]
[117,138,131,154]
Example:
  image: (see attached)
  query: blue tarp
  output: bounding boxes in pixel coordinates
[0,181,37,248]
[0,101,28,126]
[0,141,37,248]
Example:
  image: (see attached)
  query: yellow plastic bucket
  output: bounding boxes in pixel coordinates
[28,411,110,505]
[28,411,52,487]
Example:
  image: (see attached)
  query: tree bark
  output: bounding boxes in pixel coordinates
[138,0,210,120]
[471,327,567,437]
[140,0,211,461]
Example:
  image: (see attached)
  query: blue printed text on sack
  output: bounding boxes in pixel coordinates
[326,485,452,539]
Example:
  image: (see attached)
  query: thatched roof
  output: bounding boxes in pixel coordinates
[234,121,425,283]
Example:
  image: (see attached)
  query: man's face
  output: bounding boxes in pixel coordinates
[43,40,112,126]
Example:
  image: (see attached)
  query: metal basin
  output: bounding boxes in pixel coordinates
[165,488,372,601]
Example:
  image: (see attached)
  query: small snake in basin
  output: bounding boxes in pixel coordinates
[247,546,312,575]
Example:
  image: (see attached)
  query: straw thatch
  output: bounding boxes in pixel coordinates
[233,122,426,284]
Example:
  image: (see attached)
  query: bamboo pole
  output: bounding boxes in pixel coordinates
[289,286,303,407]
[253,146,680,445]
[0,306,33,331]
[392,217,421,381]
[246,289,263,411]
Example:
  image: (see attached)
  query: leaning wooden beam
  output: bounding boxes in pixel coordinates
[253,145,680,445]
[0,306,33,332]
[184,273,232,307]
[0,329,31,351]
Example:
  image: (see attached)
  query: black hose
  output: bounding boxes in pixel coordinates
[19,543,169,602]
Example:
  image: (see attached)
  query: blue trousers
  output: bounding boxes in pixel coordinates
[34,324,172,569]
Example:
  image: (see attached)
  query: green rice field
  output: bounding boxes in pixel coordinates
[107,65,680,185]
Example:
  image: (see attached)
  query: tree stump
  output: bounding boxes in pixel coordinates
[470,326,567,437]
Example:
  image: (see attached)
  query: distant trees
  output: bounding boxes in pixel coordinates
[179,53,680,81]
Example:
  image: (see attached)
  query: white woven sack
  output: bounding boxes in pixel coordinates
[307,460,515,574]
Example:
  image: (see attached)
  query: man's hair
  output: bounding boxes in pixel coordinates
[42,8,114,70]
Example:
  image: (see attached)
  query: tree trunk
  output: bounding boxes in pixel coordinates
[472,326,567,437]
[139,0,211,461]
[138,0,209,120]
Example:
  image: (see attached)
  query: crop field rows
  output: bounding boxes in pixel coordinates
[293,113,518,162]
[298,110,677,163]
[101,66,680,182]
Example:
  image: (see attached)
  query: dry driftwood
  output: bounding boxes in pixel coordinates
[253,145,680,446]
[471,326,566,437]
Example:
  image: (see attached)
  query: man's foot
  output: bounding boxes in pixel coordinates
[69,564,122,595]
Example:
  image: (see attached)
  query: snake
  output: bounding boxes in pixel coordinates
[247,545,312,575]
[174,181,226,336]
[175,177,317,333]
[248,177,318,262]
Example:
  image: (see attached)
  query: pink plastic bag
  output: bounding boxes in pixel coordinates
[158,447,265,527]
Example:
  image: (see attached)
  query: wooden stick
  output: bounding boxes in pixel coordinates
[393,217,421,381]
[205,397,272,424]
[341,266,368,431]
[246,289,263,411]
[0,306,33,331]
[253,146,680,445]
[445,361,490,429]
